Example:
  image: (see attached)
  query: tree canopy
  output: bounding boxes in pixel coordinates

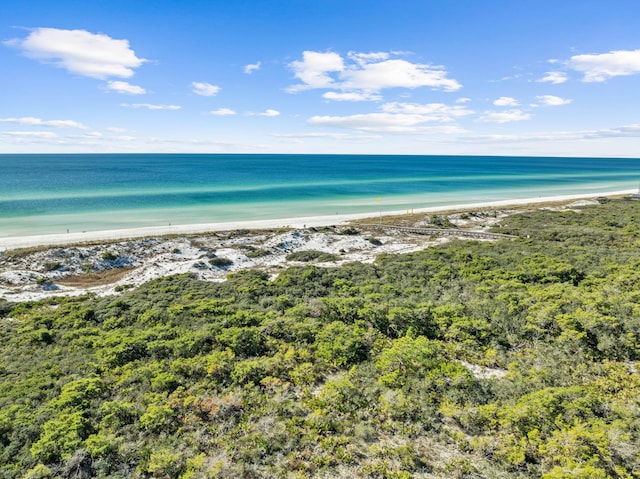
[1,199,639,478]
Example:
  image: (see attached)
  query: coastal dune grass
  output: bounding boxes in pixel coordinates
[56,266,136,287]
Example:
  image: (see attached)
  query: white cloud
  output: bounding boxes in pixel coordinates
[583,124,640,139]
[381,102,474,121]
[244,62,261,74]
[456,97,472,103]
[2,131,58,138]
[288,50,461,97]
[121,103,181,110]
[347,51,390,65]
[462,123,640,143]
[289,51,345,91]
[209,108,237,116]
[308,113,466,134]
[322,91,382,102]
[477,109,532,123]
[341,59,461,92]
[493,96,519,106]
[538,71,568,84]
[535,95,572,106]
[0,117,88,129]
[105,81,146,95]
[192,82,220,96]
[566,49,640,82]
[273,132,380,140]
[106,127,128,133]
[4,27,146,79]
[497,74,523,82]
[257,109,280,117]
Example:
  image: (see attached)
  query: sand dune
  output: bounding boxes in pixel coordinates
[0,191,630,303]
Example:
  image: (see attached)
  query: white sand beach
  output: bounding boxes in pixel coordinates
[0,190,633,252]
[0,190,633,303]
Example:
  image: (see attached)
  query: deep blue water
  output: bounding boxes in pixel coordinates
[0,154,638,236]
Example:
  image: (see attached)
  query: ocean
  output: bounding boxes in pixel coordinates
[1,154,638,237]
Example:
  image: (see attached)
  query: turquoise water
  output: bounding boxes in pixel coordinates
[1,154,638,237]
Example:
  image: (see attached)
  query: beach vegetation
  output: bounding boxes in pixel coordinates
[245,248,270,258]
[239,244,271,258]
[114,283,134,292]
[100,251,118,261]
[0,299,13,316]
[209,257,234,268]
[430,214,456,227]
[367,235,383,245]
[286,250,337,262]
[338,226,360,235]
[42,261,63,272]
[57,267,135,288]
[1,199,639,478]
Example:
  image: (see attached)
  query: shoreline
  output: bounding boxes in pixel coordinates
[0,189,633,252]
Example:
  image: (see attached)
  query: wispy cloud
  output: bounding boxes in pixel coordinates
[2,131,59,138]
[105,81,146,95]
[476,109,532,123]
[272,132,381,141]
[538,71,568,84]
[0,117,88,129]
[121,103,181,110]
[305,99,471,133]
[322,91,382,102]
[253,109,280,117]
[308,113,466,134]
[209,108,237,116]
[534,95,572,107]
[493,96,519,107]
[288,50,461,99]
[566,49,640,82]
[191,82,220,96]
[381,102,474,121]
[244,62,261,74]
[583,123,640,139]
[4,27,147,79]
[461,123,640,143]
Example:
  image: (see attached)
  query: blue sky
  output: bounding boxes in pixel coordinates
[1,0,640,156]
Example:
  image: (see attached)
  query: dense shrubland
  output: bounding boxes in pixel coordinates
[1,200,639,478]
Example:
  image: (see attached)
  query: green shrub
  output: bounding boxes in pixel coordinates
[286,250,337,262]
[101,251,118,261]
[339,227,359,235]
[43,261,63,272]
[210,257,233,268]
[246,248,270,258]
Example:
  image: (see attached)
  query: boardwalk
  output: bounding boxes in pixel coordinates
[361,224,517,240]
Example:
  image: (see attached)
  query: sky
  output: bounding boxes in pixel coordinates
[1,0,640,156]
